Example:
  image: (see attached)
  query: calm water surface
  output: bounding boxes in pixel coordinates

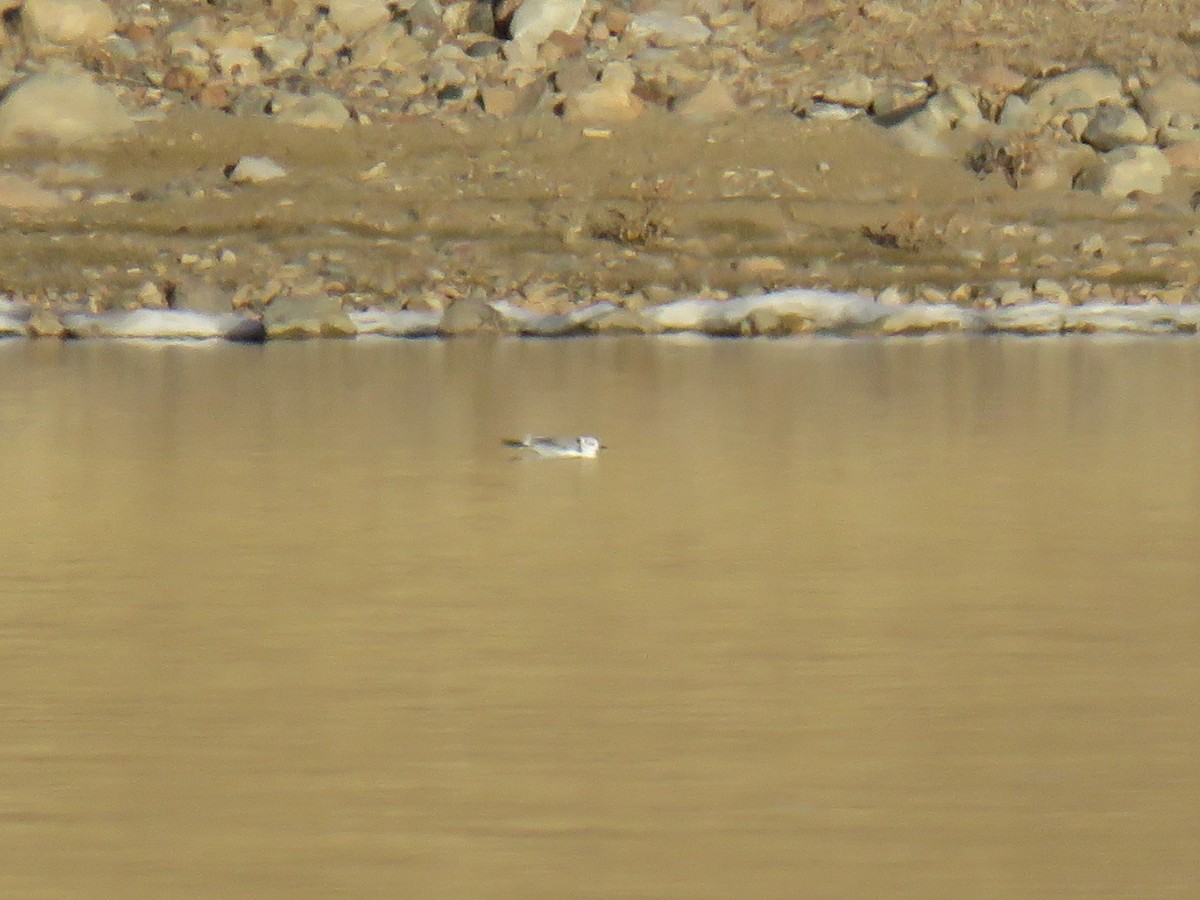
[1,337,1198,899]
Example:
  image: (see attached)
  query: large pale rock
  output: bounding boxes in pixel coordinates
[1136,74,1200,130]
[1163,141,1200,172]
[1024,68,1124,127]
[479,80,546,117]
[0,71,134,146]
[1074,145,1172,198]
[888,83,984,158]
[1023,142,1098,191]
[1157,114,1200,147]
[564,61,643,124]
[264,294,355,338]
[509,0,584,48]
[22,0,115,46]
[353,26,428,72]
[327,0,390,36]
[920,84,985,130]
[1081,105,1149,151]
[439,298,503,335]
[997,94,1032,130]
[676,77,738,123]
[871,80,931,121]
[966,65,1028,101]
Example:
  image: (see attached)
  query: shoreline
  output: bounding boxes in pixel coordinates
[5,288,1200,342]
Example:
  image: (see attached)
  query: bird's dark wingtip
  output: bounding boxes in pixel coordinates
[501,438,525,448]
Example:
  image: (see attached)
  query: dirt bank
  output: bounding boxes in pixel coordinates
[1,107,1198,317]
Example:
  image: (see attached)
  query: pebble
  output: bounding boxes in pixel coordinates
[137,281,168,308]
[733,256,787,278]
[742,307,786,336]
[26,308,66,338]
[257,36,310,72]
[676,77,739,122]
[1033,278,1070,305]
[226,156,288,185]
[327,0,391,37]
[998,283,1033,307]
[509,0,585,49]
[1077,233,1107,256]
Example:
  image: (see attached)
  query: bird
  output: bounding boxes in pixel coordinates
[503,435,605,459]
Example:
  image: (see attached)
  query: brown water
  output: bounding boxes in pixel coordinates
[1,336,1198,899]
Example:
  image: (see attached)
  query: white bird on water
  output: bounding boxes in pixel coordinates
[503,435,605,459]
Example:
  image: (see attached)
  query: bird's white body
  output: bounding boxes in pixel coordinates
[505,435,604,459]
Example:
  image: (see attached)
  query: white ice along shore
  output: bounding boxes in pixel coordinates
[3,289,1200,341]
[356,289,1200,338]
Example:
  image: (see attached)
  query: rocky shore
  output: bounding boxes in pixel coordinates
[2,0,1200,339]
